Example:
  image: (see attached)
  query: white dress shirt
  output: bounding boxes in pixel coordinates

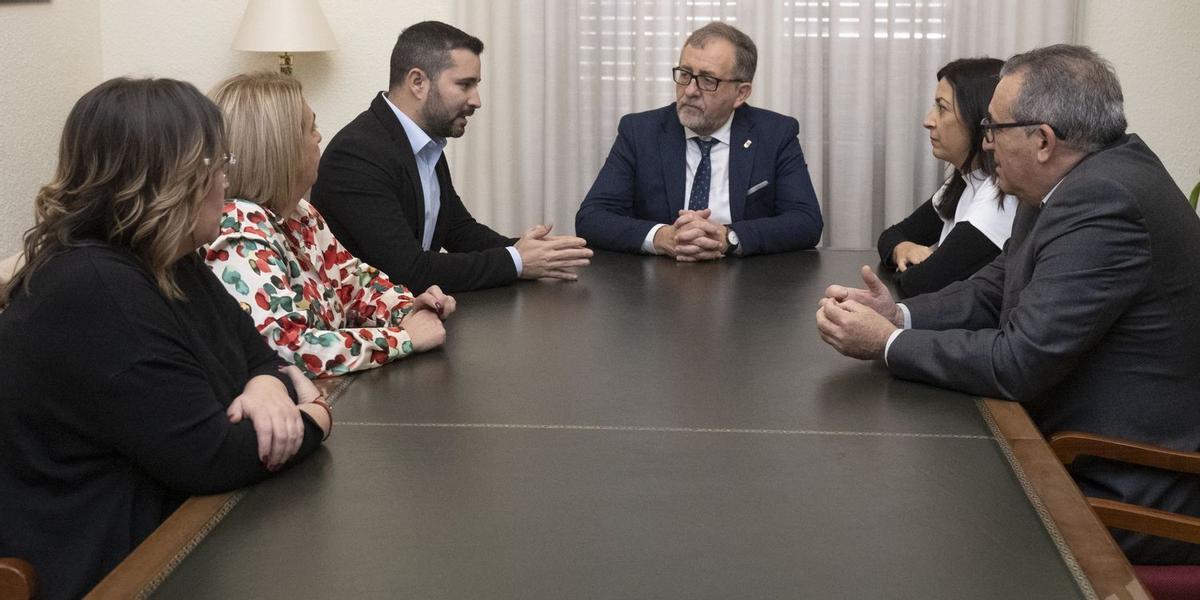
[642,113,735,254]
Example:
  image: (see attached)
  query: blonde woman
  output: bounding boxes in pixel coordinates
[205,72,452,379]
[0,78,331,600]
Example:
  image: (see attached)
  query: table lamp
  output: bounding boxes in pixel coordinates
[231,0,337,75]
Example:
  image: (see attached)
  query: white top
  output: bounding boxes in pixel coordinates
[932,169,1017,250]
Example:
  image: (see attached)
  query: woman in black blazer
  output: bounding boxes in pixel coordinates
[877,58,1017,298]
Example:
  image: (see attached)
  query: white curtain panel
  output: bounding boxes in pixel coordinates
[450,0,1076,248]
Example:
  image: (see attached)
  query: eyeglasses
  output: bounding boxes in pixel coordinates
[203,153,238,173]
[980,117,1067,143]
[672,67,744,93]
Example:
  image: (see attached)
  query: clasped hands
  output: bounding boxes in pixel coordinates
[815,266,904,360]
[653,208,729,262]
[515,224,593,281]
[401,285,456,352]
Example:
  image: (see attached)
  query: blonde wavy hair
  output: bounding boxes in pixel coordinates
[209,72,307,214]
[1,78,226,306]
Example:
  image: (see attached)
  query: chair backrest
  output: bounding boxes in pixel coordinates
[0,558,37,600]
[1050,431,1200,597]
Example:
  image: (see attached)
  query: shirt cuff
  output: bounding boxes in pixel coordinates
[506,246,523,276]
[883,304,912,366]
[641,224,666,254]
[883,329,904,366]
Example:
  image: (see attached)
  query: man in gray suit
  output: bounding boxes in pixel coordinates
[816,44,1200,564]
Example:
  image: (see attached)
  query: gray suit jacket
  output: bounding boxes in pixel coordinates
[889,134,1200,564]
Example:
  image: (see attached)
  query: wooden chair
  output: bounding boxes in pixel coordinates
[1051,431,1200,600]
[0,558,37,600]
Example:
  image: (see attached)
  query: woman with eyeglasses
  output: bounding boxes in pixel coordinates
[877,58,1018,298]
[204,72,453,379]
[0,78,331,600]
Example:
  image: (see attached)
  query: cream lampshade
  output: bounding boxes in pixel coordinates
[232,0,337,75]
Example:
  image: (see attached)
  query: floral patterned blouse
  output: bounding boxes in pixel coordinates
[203,198,416,378]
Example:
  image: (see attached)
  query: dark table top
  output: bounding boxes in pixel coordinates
[151,250,1088,599]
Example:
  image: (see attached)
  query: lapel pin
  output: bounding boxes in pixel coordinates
[743,139,752,149]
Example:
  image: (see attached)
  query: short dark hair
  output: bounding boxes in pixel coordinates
[389,21,485,89]
[935,57,1004,220]
[1001,44,1126,154]
[684,22,757,82]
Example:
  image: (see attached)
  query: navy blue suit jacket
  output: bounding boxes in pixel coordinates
[575,104,822,256]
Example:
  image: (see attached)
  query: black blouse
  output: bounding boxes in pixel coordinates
[0,245,324,600]
[876,198,1002,298]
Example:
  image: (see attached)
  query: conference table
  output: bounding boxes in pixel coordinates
[92,250,1145,599]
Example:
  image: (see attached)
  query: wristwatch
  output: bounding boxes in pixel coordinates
[725,228,740,257]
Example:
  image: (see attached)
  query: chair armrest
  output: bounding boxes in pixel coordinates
[1049,431,1200,475]
[0,558,37,600]
[1089,498,1200,545]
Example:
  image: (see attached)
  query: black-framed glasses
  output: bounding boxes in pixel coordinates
[980,116,1067,143]
[672,67,744,93]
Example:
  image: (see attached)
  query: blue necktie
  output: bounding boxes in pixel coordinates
[687,137,719,211]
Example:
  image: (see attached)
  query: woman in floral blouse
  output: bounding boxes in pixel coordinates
[206,72,454,378]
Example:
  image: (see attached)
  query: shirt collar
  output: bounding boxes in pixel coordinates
[381,92,446,157]
[684,112,734,146]
[1041,178,1065,207]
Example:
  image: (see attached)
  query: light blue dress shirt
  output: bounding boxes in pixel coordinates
[381,93,522,274]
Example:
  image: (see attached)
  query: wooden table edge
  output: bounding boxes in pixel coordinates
[85,376,356,599]
[978,398,1150,600]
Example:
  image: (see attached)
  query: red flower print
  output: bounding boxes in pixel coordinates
[302,353,322,373]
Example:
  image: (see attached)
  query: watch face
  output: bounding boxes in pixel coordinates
[726,229,740,256]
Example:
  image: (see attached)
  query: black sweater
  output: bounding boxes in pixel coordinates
[0,246,324,600]
[876,198,1001,298]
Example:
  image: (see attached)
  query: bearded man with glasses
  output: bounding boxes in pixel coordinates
[576,22,823,261]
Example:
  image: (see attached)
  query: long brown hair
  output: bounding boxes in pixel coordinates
[0,78,226,306]
[935,57,1004,220]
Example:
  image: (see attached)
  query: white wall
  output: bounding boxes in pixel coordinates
[0,0,449,257]
[98,0,451,161]
[1078,0,1200,198]
[1,0,1197,257]
[0,0,102,257]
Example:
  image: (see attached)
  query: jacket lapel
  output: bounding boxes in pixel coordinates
[659,110,687,216]
[370,93,427,242]
[999,201,1042,322]
[728,107,755,222]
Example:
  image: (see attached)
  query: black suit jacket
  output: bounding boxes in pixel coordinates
[890,134,1200,563]
[312,93,518,293]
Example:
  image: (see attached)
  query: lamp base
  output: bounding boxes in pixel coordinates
[278,52,293,76]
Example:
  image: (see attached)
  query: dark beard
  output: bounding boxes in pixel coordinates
[420,85,463,138]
